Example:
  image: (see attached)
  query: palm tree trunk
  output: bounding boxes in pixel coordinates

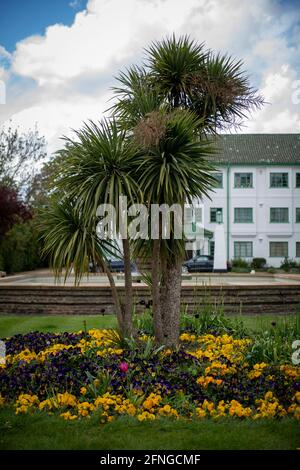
[97,255,124,332]
[152,238,163,343]
[160,258,182,347]
[122,238,134,337]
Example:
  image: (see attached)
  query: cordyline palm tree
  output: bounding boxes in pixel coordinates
[133,110,216,345]
[53,119,141,337]
[37,198,124,329]
[111,35,263,346]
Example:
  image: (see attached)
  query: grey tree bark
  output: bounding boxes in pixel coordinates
[122,238,135,337]
[160,258,182,347]
[151,238,163,343]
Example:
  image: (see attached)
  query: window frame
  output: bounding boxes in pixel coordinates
[296,208,300,224]
[213,172,223,188]
[296,242,300,258]
[269,241,288,258]
[270,207,289,223]
[234,207,253,223]
[296,173,300,188]
[234,172,253,189]
[210,207,223,223]
[234,241,253,259]
[270,172,289,188]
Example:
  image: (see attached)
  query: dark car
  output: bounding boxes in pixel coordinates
[183,255,214,273]
[107,259,137,273]
[88,259,137,273]
[183,256,232,273]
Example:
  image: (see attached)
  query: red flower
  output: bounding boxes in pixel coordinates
[119,362,129,373]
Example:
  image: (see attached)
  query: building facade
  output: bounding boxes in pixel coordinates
[198,134,300,267]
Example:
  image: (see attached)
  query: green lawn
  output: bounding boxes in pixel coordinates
[0,315,117,338]
[0,409,299,450]
[0,313,297,338]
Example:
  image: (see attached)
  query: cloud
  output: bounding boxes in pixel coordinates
[0,45,12,61]
[245,65,300,133]
[69,0,83,10]
[0,0,299,153]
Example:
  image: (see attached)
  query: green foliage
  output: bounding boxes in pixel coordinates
[245,315,300,365]
[0,221,44,274]
[180,311,247,337]
[251,258,266,270]
[37,198,117,285]
[231,258,250,269]
[85,370,112,397]
[280,257,299,272]
[133,310,154,336]
[0,125,46,195]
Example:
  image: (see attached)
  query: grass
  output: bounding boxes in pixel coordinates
[0,315,117,338]
[1,313,299,451]
[0,408,299,450]
[0,313,298,339]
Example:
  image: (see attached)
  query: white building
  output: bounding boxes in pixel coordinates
[198,134,300,267]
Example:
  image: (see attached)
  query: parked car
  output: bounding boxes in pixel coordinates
[183,255,214,273]
[182,256,232,273]
[107,259,137,273]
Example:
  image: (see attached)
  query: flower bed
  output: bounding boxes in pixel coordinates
[0,329,299,422]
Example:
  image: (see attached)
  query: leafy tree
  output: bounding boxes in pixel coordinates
[45,120,141,336]
[37,197,125,330]
[0,125,46,195]
[111,35,263,345]
[0,220,44,274]
[43,36,263,345]
[0,186,32,239]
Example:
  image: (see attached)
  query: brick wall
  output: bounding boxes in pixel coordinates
[0,284,299,315]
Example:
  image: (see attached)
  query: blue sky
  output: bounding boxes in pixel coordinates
[0,0,86,51]
[0,0,299,153]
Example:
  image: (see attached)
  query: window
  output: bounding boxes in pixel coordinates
[209,241,215,257]
[210,208,223,223]
[213,172,223,188]
[270,172,288,188]
[234,172,253,188]
[296,173,300,188]
[296,208,300,223]
[234,241,253,258]
[234,208,253,223]
[270,208,289,223]
[269,242,288,257]
[296,242,300,258]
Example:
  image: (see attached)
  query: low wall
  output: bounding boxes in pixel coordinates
[0,284,299,315]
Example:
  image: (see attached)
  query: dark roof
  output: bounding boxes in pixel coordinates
[212,134,300,165]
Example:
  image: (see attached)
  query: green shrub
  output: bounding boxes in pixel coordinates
[0,251,5,271]
[0,221,45,274]
[280,257,298,272]
[251,258,266,269]
[231,258,250,269]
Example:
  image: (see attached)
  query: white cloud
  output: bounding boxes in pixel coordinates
[0,0,299,153]
[245,65,300,133]
[0,45,12,61]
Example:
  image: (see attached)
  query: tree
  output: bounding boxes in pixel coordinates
[0,125,46,196]
[43,35,263,346]
[43,120,141,337]
[37,197,125,329]
[0,186,32,239]
[111,35,263,346]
